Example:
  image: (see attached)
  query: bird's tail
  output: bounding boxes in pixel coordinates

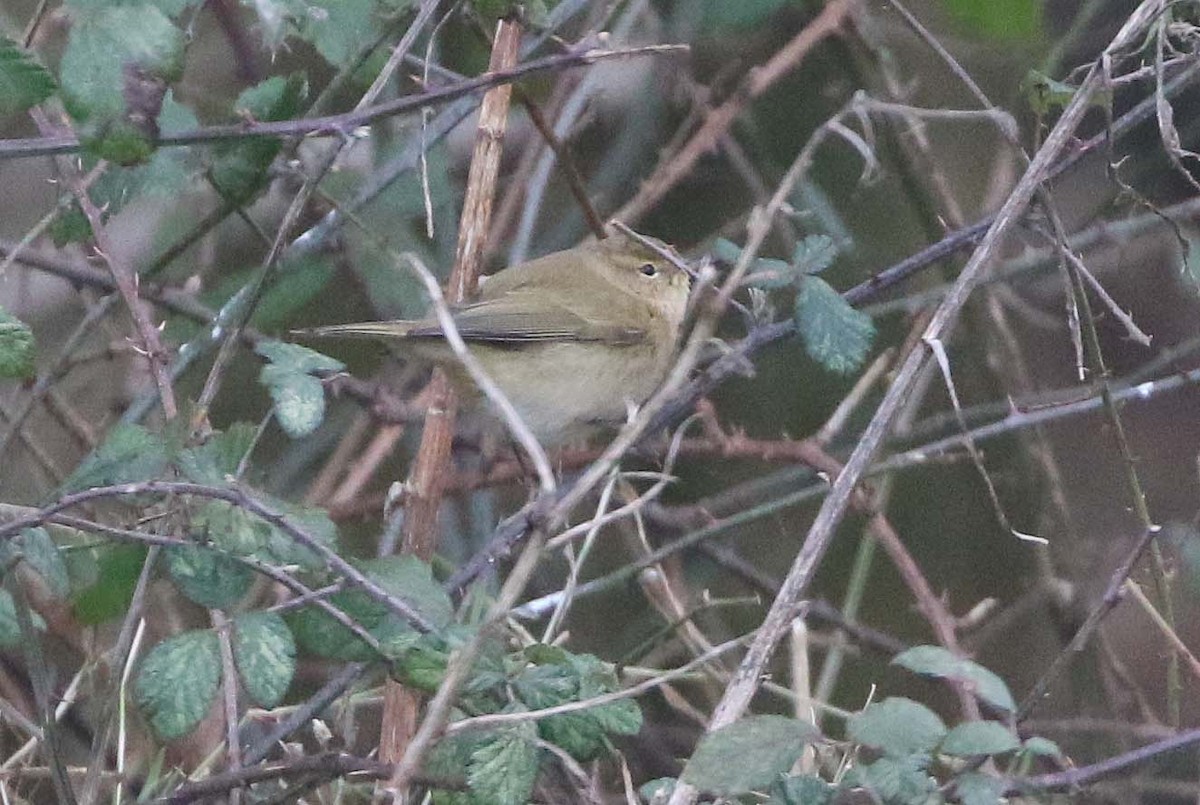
[291,321,419,340]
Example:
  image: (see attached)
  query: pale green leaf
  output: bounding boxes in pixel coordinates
[256,339,344,438]
[0,528,70,597]
[848,697,946,757]
[233,611,295,707]
[939,721,1019,757]
[954,771,1007,805]
[177,422,259,485]
[135,629,221,739]
[681,715,818,795]
[0,588,46,647]
[467,721,540,805]
[893,645,1016,714]
[63,423,171,492]
[794,275,874,373]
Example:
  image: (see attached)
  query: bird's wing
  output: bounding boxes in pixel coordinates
[406,291,645,345]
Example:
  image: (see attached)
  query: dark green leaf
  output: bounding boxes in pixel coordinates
[681,715,818,795]
[698,0,798,31]
[209,74,307,203]
[467,721,540,805]
[177,422,259,485]
[0,588,46,647]
[0,306,35,379]
[135,629,220,739]
[0,528,71,597]
[954,771,1007,805]
[233,611,295,707]
[794,275,874,374]
[256,498,338,569]
[939,721,1019,757]
[893,646,1016,714]
[0,36,56,116]
[72,544,146,624]
[165,544,252,609]
[848,697,946,757]
[63,423,171,492]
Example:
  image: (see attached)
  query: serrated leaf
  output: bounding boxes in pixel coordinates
[0,528,70,597]
[209,74,307,204]
[290,555,446,661]
[953,771,1007,805]
[177,422,259,485]
[135,629,220,739]
[769,774,835,805]
[467,722,540,805]
[794,275,874,374]
[848,697,946,757]
[791,234,837,274]
[680,715,818,795]
[192,500,268,556]
[257,498,338,569]
[59,4,184,161]
[256,339,344,439]
[745,257,799,290]
[0,306,35,380]
[165,544,252,609]
[854,756,937,804]
[0,37,55,116]
[893,646,1016,714]
[233,611,295,707]
[0,588,46,647]
[63,423,171,492]
[939,721,1019,757]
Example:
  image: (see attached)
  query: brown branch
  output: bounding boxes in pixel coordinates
[378,16,523,797]
[613,0,855,225]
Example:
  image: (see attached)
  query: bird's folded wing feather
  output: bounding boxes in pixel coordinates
[407,291,645,345]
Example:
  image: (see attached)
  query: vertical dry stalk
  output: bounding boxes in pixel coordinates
[376,15,523,790]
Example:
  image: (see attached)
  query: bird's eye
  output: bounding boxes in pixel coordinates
[639,263,659,277]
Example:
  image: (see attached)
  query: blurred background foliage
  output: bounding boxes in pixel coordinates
[1,0,1200,801]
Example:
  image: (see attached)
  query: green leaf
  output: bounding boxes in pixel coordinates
[791,234,837,275]
[177,422,259,485]
[848,697,946,757]
[794,276,874,374]
[256,339,345,439]
[467,721,540,805]
[72,544,146,624]
[209,74,307,204]
[892,646,1017,715]
[939,721,1019,757]
[1022,736,1063,759]
[640,777,676,804]
[233,611,295,707]
[945,0,1040,41]
[768,774,835,805]
[165,544,252,609]
[0,306,35,379]
[698,0,799,31]
[680,715,818,795]
[63,423,171,492]
[0,588,46,647]
[135,629,221,739]
[953,771,1007,805]
[290,555,447,661]
[853,756,937,805]
[59,4,184,162]
[191,500,268,556]
[256,497,339,569]
[0,528,70,597]
[0,36,56,116]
